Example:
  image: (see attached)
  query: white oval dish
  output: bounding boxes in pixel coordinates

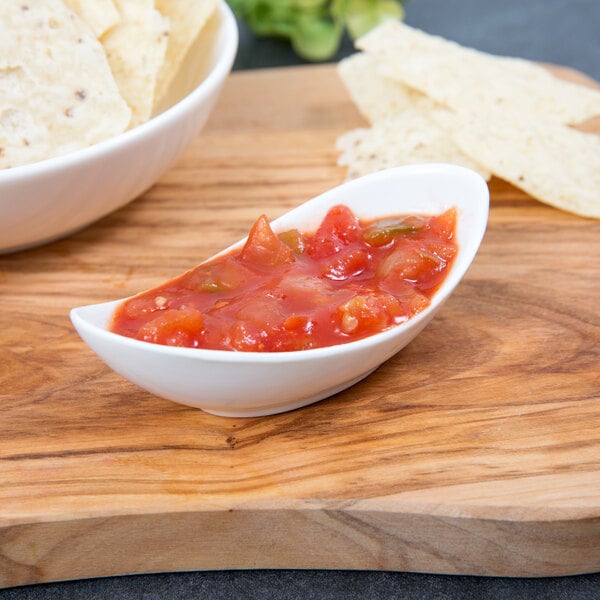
[70,164,489,417]
[0,0,238,254]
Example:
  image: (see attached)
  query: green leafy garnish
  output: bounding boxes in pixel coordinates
[228,0,407,61]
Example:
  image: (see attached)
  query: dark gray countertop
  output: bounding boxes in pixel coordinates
[4,570,600,600]
[234,0,600,81]
[3,1,598,598]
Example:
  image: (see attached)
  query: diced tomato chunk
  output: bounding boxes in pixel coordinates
[307,205,361,258]
[378,244,436,281]
[428,208,457,240]
[137,307,203,347]
[426,239,457,263]
[378,279,430,316]
[336,293,403,335]
[240,215,295,269]
[283,314,310,330]
[229,321,269,352]
[321,248,371,281]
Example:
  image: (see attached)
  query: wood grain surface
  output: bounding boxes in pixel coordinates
[0,65,599,587]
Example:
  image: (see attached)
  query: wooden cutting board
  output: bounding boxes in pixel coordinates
[1,64,599,587]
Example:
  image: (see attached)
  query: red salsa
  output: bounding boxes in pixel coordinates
[111,205,457,352]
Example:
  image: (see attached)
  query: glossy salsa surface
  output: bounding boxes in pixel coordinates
[110,205,457,352]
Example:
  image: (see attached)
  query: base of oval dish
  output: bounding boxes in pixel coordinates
[201,368,379,417]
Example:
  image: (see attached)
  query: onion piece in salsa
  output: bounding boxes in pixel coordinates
[110,205,457,352]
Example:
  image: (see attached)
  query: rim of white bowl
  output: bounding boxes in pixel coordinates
[0,0,239,183]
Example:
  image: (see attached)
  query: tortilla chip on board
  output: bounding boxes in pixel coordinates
[357,20,600,126]
[336,21,600,218]
[433,108,600,219]
[337,53,491,179]
[337,107,491,181]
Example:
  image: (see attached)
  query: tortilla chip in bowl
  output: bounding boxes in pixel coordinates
[0,0,238,254]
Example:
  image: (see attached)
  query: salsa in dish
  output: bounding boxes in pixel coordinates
[110,205,457,352]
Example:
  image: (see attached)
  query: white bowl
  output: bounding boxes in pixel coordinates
[71,164,489,417]
[0,0,238,254]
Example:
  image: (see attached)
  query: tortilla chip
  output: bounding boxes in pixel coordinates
[338,52,436,123]
[336,54,491,179]
[0,0,131,169]
[358,21,600,125]
[153,0,218,107]
[337,108,491,181]
[433,109,600,218]
[63,0,120,38]
[101,0,170,128]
